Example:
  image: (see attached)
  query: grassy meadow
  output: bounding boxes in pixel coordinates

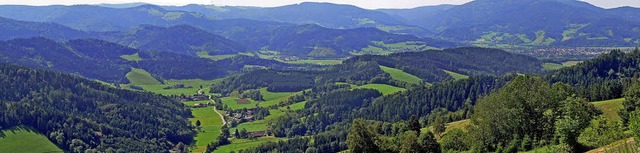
[443,70,469,80]
[213,137,284,153]
[592,98,625,121]
[184,101,225,153]
[0,126,63,153]
[354,84,406,95]
[122,68,221,96]
[380,66,422,84]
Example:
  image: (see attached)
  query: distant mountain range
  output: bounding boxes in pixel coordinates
[0,12,453,57]
[384,0,640,46]
[0,0,638,53]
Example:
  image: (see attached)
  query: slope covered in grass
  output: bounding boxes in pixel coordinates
[380,66,422,84]
[0,126,63,153]
[354,84,406,95]
[126,68,161,85]
[183,101,225,153]
[592,98,625,121]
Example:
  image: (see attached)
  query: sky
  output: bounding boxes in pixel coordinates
[1,0,639,9]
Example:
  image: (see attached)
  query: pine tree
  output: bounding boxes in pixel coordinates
[432,116,445,137]
[347,119,379,153]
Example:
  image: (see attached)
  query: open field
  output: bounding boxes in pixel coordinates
[286,59,343,65]
[592,98,625,121]
[221,97,258,110]
[0,126,63,153]
[257,88,304,108]
[354,84,406,95]
[232,108,288,132]
[543,63,565,71]
[520,145,557,153]
[237,98,251,104]
[288,101,307,111]
[422,119,472,136]
[587,138,637,153]
[184,101,225,153]
[125,78,222,96]
[259,88,295,101]
[443,70,469,80]
[126,68,161,85]
[542,61,582,71]
[563,61,582,67]
[197,51,236,60]
[213,137,284,153]
[380,66,422,84]
[120,53,143,62]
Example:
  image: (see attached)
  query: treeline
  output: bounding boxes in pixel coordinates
[421,75,640,153]
[239,128,349,153]
[347,47,544,82]
[267,89,383,137]
[362,74,516,122]
[241,117,441,153]
[0,64,195,152]
[261,74,514,140]
[210,61,386,95]
[247,24,423,57]
[549,48,640,101]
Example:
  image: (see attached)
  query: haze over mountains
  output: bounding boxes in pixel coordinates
[2,0,640,153]
[0,0,637,51]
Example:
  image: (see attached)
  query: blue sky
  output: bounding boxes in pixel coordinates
[1,0,638,9]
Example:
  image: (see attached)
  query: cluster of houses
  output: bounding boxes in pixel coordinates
[192,102,210,108]
[225,108,257,122]
[163,83,193,90]
[171,93,210,102]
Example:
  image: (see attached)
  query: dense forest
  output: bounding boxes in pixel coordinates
[0,64,195,152]
[347,47,544,82]
[210,60,386,95]
[549,49,640,101]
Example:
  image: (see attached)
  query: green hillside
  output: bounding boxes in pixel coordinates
[380,66,422,84]
[0,126,63,153]
[354,84,406,95]
[443,70,469,80]
[592,98,625,121]
[126,68,161,85]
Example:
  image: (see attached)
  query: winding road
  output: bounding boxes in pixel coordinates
[210,99,227,126]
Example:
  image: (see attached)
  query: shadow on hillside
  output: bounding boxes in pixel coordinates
[0,126,36,138]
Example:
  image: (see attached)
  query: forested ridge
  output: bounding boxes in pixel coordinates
[0,64,195,152]
[210,60,387,95]
[347,47,544,82]
[549,48,640,101]
[0,37,296,84]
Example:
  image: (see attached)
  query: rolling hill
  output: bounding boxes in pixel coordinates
[0,16,86,41]
[384,0,640,46]
[251,24,426,57]
[0,17,247,55]
[347,47,544,82]
[0,37,294,83]
[95,24,246,55]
